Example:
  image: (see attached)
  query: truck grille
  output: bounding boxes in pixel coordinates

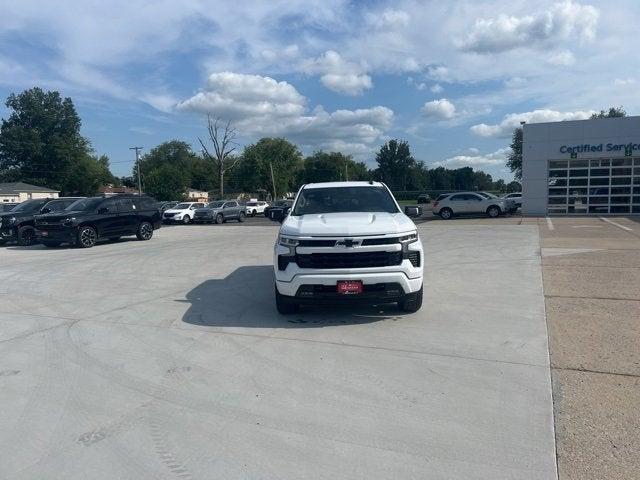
[295,251,402,269]
[163,212,176,218]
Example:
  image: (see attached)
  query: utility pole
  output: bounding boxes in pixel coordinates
[270,162,277,200]
[129,146,143,194]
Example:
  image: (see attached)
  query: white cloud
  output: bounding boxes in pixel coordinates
[614,78,636,86]
[434,148,509,168]
[460,1,599,53]
[470,109,596,137]
[140,93,178,113]
[177,72,306,120]
[547,50,576,66]
[301,50,372,95]
[430,83,444,93]
[426,65,450,82]
[422,98,457,120]
[177,72,392,154]
[368,9,410,29]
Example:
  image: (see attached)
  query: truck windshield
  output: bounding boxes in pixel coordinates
[292,186,399,216]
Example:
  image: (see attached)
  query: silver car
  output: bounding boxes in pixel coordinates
[193,200,245,224]
[432,192,508,219]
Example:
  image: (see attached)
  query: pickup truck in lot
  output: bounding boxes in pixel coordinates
[269,181,424,314]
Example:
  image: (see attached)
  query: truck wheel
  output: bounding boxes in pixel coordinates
[238,212,245,223]
[215,213,224,224]
[439,208,453,220]
[77,226,97,248]
[17,226,37,246]
[275,287,299,314]
[136,221,154,240]
[399,286,423,313]
[182,215,191,224]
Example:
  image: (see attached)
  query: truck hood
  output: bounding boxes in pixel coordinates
[280,212,417,237]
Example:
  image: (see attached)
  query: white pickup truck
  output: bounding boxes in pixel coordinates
[269,181,424,314]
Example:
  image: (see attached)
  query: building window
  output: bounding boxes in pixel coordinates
[547,158,640,214]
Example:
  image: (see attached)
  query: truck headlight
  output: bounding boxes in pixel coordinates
[62,217,76,226]
[279,236,299,247]
[399,232,418,244]
[7,216,17,225]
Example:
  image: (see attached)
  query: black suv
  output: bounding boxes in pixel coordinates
[0,197,84,246]
[34,195,161,248]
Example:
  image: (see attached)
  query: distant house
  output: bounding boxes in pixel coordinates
[99,185,140,197]
[0,182,59,204]
[185,189,209,202]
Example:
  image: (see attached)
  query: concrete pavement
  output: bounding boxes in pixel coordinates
[0,223,557,479]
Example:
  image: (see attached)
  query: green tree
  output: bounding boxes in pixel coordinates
[506,180,522,193]
[0,87,112,194]
[374,139,416,190]
[240,138,303,199]
[135,140,213,199]
[494,179,506,193]
[590,106,626,119]
[299,151,371,184]
[144,164,189,200]
[506,127,523,180]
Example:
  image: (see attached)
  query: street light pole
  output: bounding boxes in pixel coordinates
[129,146,143,194]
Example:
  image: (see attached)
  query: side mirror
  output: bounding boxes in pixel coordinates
[41,207,52,214]
[269,208,286,223]
[98,207,109,214]
[404,205,422,218]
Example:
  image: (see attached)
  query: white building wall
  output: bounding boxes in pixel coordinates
[522,116,640,215]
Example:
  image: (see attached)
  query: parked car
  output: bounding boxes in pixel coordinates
[432,192,507,219]
[0,203,18,213]
[501,192,522,212]
[417,193,431,204]
[193,200,245,224]
[34,195,161,248]
[269,181,424,314]
[245,200,269,216]
[162,202,206,224]
[264,199,293,219]
[0,197,84,246]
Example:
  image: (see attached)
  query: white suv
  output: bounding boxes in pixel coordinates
[269,181,424,314]
[162,202,206,224]
[432,192,507,219]
[245,200,268,216]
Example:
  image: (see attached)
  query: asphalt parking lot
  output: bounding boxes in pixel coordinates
[1,215,637,479]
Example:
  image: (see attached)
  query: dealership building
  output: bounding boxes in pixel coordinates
[522,115,640,215]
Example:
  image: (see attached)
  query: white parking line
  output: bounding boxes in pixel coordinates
[598,216,633,232]
[545,217,554,231]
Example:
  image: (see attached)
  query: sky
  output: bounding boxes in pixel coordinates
[1,0,639,181]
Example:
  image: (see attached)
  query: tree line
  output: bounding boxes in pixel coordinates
[1,87,521,201]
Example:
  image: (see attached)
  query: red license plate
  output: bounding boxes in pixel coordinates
[337,280,363,295]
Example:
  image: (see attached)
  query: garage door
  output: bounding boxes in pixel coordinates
[547,158,640,214]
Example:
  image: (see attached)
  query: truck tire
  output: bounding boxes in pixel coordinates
[17,226,37,246]
[275,287,299,314]
[77,226,97,248]
[399,286,423,313]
